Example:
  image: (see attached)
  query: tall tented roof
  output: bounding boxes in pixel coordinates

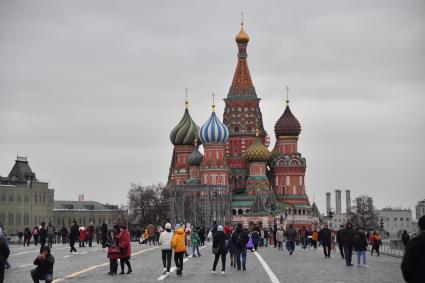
[7,156,37,183]
[274,104,301,137]
[265,189,277,210]
[188,146,203,166]
[170,108,200,146]
[250,193,266,213]
[227,23,257,99]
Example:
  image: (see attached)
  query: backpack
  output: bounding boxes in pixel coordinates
[236,232,245,248]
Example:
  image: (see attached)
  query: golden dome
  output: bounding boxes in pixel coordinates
[235,23,249,44]
[246,132,271,162]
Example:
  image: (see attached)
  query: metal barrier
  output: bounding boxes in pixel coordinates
[378,239,405,258]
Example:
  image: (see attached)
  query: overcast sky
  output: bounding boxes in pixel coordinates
[1,0,424,216]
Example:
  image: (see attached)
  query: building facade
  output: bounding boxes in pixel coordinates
[0,157,54,234]
[377,208,413,236]
[168,23,314,228]
[416,199,425,220]
[53,200,127,228]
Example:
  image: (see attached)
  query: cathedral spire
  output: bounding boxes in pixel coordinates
[228,22,256,98]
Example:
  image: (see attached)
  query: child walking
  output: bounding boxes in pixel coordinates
[191,228,201,257]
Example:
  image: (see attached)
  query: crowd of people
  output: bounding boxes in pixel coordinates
[0,215,424,282]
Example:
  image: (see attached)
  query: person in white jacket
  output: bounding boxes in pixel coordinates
[159,223,174,275]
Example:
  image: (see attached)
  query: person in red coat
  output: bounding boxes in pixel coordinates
[87,223,95,247]
[118,225,132,275]
[79,226,86,247]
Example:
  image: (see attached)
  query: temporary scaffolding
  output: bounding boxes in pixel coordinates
[169,184,231,228]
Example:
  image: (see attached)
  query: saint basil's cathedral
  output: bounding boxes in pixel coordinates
[168,23,319,229]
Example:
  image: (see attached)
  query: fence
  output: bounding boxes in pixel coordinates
[379,239,406,258]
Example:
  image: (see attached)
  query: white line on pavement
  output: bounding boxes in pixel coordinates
[157,244,210,281]
[17,264,33,268]
[52,246,158,283]
[254,251,281,283]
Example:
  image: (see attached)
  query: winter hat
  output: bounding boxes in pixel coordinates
[175,224,180,229]
[217,225,223,231]
[165,223,171,230]
[120,224,127,230]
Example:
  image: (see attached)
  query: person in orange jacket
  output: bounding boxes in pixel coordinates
[172,224,186,276]
[311,229,319,249]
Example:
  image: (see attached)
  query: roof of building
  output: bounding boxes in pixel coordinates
[4,156,37,184]
[245,131,271,162]
[54,200,120,211]
[188,146,203,166]
[250,193,266,213]
[274,104,301,137]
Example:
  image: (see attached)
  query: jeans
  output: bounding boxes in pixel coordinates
[235,248,247,269]
[323,242,331,257]
[174,252,184,273]
[213,251,227,271]
[31,269,53,283]
[344,245,353,265]
[357,251,366,265]
[162,249,172,272]
[192,245,201,256]
[286,240,295,253]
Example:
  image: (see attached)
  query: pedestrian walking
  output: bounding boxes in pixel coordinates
[342,222,355,266]
[39,222,47,248]
[87,223,95,247]
[17,231,23,245]
[354,228,368,267]
[211,225,228,275]
[24,227,32,247]
[401,215,425,283]
[370,231,381,256]
[401,230,410,251]
[106,230,120,275]
[336,225,345,259]
[276,227,284,250]
[101,223,108,247]
[0,235,10,283]
[172,224,186,276]
[191,228,201,257]
[30,246,54,283]
[284,224,297,255]
[118,225,132,275]
[319,224,332,258]
[60,225,68,245]
[79,225,86,247]
[47,222,54,248]
[251,227,259,251]
[69,221,79,253]
[32,226,40,246]
[231,223,249,270]
[159,223,173,275]
[311,229,318,249]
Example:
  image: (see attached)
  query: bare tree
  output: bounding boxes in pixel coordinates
[127,183,169,228]
[348,195,378,230]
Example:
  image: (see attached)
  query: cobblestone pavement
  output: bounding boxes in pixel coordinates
[4,242,404,282]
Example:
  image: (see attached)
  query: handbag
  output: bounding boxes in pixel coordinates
[246,237,254,249]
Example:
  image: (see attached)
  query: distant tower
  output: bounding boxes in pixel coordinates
[326,192,331,214]
[335,189,341,214]
[346,190,351,213]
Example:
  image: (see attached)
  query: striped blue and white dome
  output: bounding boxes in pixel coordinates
[199,111,229,144]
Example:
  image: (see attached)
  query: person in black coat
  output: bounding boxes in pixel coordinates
[319,224,332,258]
[24,227,32,247]
[69,221,79,253]
[231,223,249,270]
[354,228,368,267]
[212,226,228,274]
[336,225,345,259]
[39,222,47,248]
[401,215,425,283]
[0,235,11,283]
[101,223,108,247]
[342,222,356,266]
[31,246,55,283]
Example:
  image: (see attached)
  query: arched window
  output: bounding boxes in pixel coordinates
[238,209,243,215]
[302,209,305,215]
[232,209,237,215]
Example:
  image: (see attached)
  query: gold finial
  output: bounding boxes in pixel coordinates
[255,128,259,137]
[285,86,290,106]
[241,11,244,25]
[194,128,198,146]
[185,88,189,109]
[211,93,216,112]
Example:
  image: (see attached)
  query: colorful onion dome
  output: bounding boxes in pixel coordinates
[170,107,200,146]
[274,101,301,137]
[246,130,272,162]
[235,23,249,44]
[188,146,203,166]
[199,105,229,144]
